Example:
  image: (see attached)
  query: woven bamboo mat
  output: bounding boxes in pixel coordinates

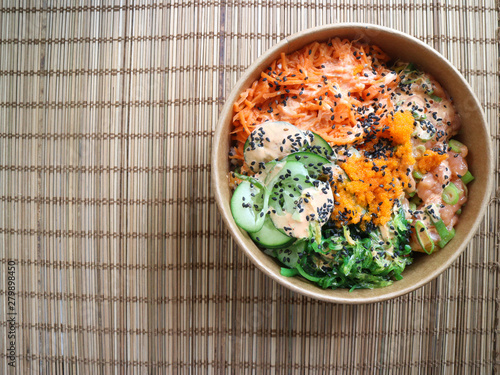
[0,1,499,373]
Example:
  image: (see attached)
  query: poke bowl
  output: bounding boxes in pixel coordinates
[212,24,492,304]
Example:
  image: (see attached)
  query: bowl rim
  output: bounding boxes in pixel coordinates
[211,23,493,304]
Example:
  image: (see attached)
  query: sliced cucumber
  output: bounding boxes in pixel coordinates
[249,216,295,249]
[232,149,335,244]
[283,151,331,179]
[265,160,310,190]
[262,153,332,186]
[261,159,285,185]
[269,175,334,239]
[304,131,334,158]
[269,173,314,215]
[275,240,306,268]
[230,179,269,233]
[244,122,309,172]
[231,160,313,234]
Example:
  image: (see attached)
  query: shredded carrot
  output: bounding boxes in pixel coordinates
[280,52,288,71]
[230,38,399,161]
[417,150,448,174]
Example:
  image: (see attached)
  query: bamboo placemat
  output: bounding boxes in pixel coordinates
[0,1,498,373]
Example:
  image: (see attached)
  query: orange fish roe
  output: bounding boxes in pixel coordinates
[417,150,448,173]
[381,111,415,144]
[331,181,366,225]
[333,112,416,226]
[394,140,416,166]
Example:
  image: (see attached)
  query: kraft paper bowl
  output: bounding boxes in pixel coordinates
[212,24,493,304]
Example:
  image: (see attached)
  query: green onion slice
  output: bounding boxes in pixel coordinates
[416,125,434,141]
[442,182,460,205]
[461,171,474,184]
[429,93,443,102]
[438,228,455,248]
[412,111,427,121]
[433,219,449,239]
[412,170,424,180]
[416,145,427,154]
[280,267,299,277]
[415,221,435,254]
[448,139,465,153]
[433,218,456,248]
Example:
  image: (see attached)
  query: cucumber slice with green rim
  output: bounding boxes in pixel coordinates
[262,153,331,185]
[230,179,269,233]
[275,240,306,268]
[269,172,334,239]
[260,159,282,185]
[283,151,332,179]
[232,151,335,244]
[265,160,310,190]
[231,160,312,234]
[249,216,295,249]
[269,173,315,215]
[304,131,334,158]
[262,248,276,257]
